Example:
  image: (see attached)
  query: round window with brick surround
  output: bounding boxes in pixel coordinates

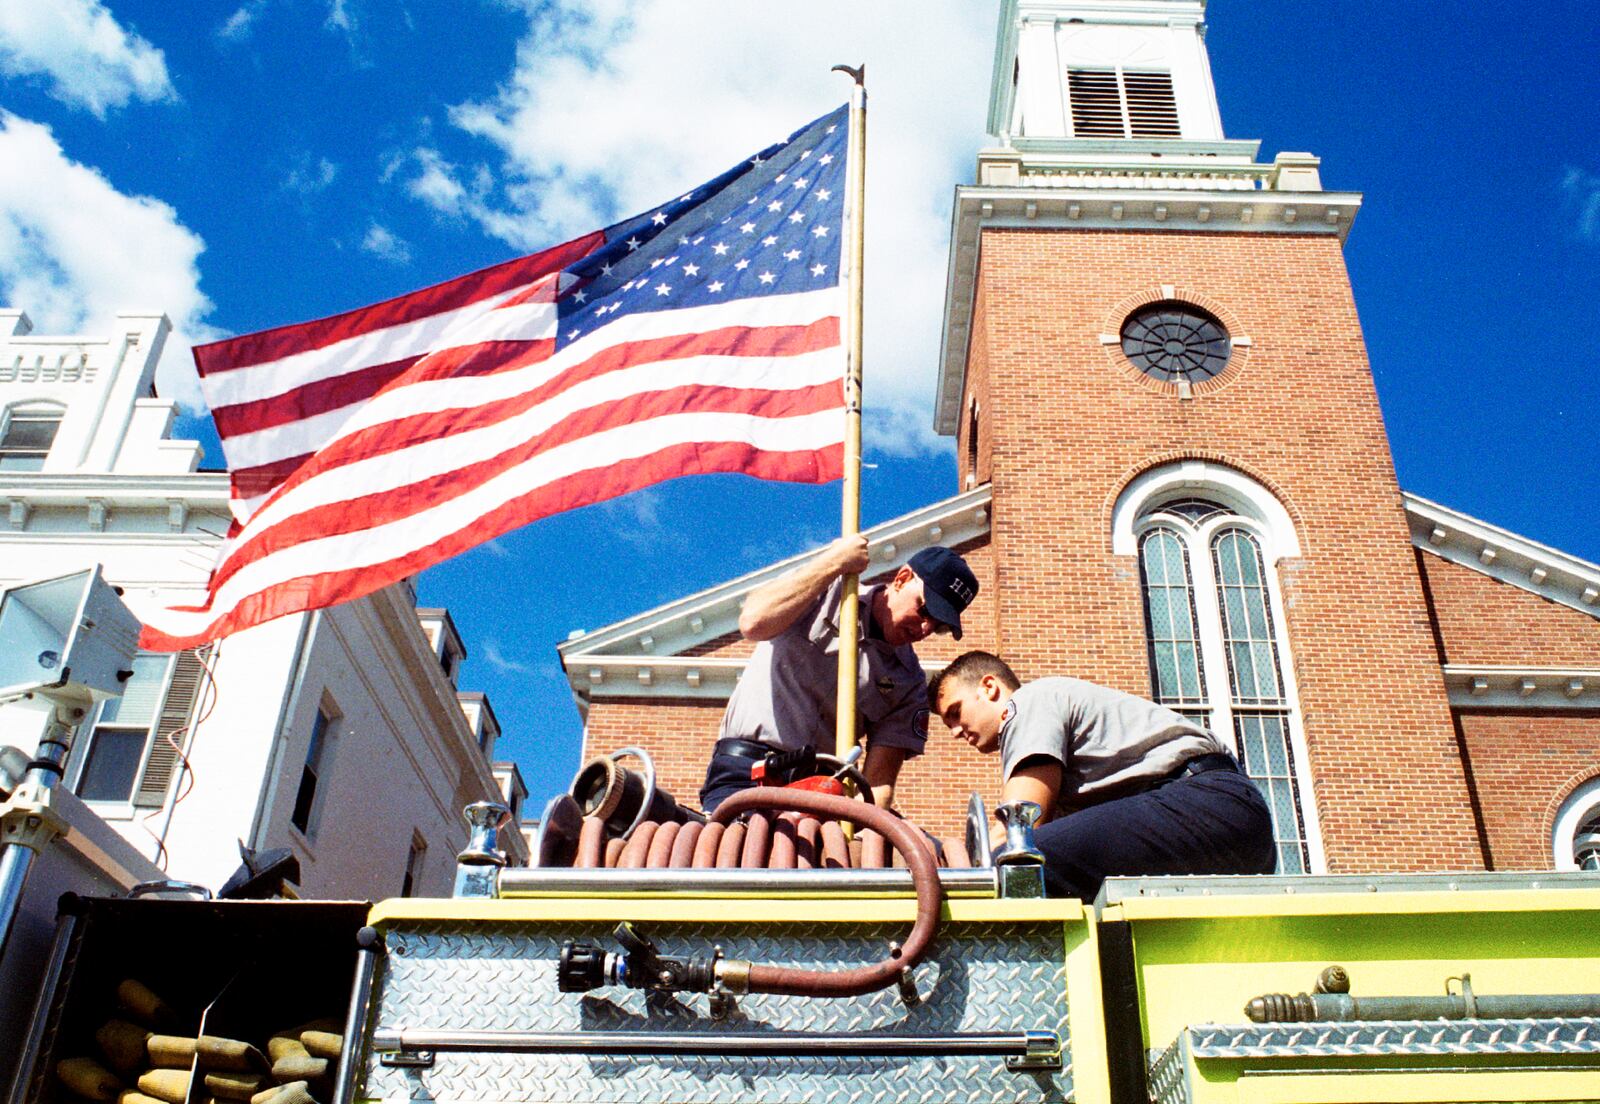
[1120,301,1232,384]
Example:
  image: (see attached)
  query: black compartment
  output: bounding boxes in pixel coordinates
[12,895,369,1104]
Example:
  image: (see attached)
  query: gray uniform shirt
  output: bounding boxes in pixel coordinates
[999,677,1224,808]
[719,578,929,756]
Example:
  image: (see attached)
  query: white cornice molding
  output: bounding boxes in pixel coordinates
[1404,493,1600,620]
[366,583,501,794]
[559,485,993,664]
[571,656,952,714]
[1444,665,1600,710]
[933,183,1363,434]
[573,656,747,705]
[0,472,230,506]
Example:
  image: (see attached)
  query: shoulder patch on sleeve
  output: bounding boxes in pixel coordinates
[913,708,929,738]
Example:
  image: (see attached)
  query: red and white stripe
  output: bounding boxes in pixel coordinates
[200,234,605,518]
[141,264,844,650]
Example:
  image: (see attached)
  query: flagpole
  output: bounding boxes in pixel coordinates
[831,65,868,780]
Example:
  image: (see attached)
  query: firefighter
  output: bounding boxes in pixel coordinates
[700,536,978,813]
[929,650,1276,900]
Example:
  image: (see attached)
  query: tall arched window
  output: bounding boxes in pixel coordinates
[1118,463,1320,874]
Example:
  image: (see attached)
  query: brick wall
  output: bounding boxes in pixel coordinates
[1454,711,1600,869]
[967,227,1482,873]
[582,700,729,810]
[1418,551,1600,666]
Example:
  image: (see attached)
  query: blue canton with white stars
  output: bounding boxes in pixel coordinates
[555,105,849,348]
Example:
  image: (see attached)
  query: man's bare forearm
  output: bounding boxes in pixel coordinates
[738,533,870,640]
[863,743,907,809]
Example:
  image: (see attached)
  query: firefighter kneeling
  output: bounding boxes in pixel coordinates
[930,651,1276,901]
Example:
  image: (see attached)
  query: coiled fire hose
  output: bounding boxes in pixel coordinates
[558,787,942,1000]
[710,787,942,997]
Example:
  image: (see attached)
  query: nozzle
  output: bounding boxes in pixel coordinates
[557,923,722,996]
[557,940,618,992]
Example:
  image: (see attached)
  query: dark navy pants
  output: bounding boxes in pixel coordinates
[1035,766,1276,901]
[700,743,766,813]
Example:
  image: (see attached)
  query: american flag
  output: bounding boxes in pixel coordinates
[141,106,851,650]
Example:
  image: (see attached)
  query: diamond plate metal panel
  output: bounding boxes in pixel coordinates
[359,919,1072,1104]
[1185,1017,1600,1059]
[1147,1038,1190,1104]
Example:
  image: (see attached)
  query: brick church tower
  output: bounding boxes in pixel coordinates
[936,0,1482,873]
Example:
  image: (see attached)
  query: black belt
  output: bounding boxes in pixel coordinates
[714,737,774,762]
[1170,752,1242,780]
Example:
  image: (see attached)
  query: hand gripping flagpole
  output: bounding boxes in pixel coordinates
[831,65,868,782]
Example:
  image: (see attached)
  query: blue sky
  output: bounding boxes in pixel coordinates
[2,1,1596,812]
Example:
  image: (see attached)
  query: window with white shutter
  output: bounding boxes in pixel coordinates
[76,647,207,807]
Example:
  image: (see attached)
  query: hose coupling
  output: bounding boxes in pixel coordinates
[714,954,753,995]
[1244,990,1320,1023]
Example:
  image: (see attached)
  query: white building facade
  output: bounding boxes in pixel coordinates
[0,308,525,899]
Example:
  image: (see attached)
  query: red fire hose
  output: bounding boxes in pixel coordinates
[710,787,942,998]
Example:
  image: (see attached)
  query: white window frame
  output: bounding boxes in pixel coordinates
[68,650,177,819]
[1115,460,1327,874]
[1553,777,1600,872]
[0,401,66,472]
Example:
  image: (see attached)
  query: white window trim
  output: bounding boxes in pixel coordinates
[1112,460,1302,560]
[0,400,67,471]
[1553,777,1600,872]
[1122,462,1325,874]
[66,651,176,819]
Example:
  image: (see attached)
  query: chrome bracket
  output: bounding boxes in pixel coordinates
[451,862,498,899]
[998,863,1046,899]
[1005,1030,1063,1071]
[378,1049,434,1069]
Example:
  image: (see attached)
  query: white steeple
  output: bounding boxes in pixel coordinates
[991,0,1224,144]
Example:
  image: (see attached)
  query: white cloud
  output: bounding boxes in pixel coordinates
[217,2,265,42]
[1561,167,1600,242]
[598,487,671,551]
[0,112,216,408]
[361,222,412,264]
[0,0,175,117]
[284,154,338,195]
[480,638,532,674]
[326,0,355,34]
[407,0,993,454]
[407,147,469,212]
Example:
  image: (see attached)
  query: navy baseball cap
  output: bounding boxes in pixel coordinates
[907,546,979,640]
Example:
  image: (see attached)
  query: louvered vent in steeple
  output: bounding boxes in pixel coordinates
[1067,69,1182,138]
